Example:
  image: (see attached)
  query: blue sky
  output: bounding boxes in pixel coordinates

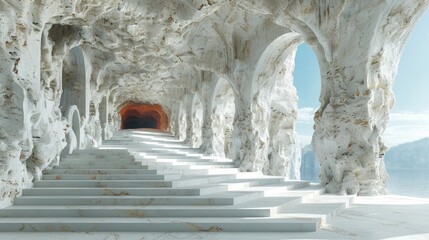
[294,9,429,147]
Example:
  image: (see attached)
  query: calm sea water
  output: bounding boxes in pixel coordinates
[387,169,429,198]
[302,169,429,198]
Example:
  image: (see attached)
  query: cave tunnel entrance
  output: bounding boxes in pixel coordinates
[119,103,169,131]
[123,116,158,129]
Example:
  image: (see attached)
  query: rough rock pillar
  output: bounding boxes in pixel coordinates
[199,76,217,155]
[184,93,203,147]
[230,95,264,171]
[310,1,428,195]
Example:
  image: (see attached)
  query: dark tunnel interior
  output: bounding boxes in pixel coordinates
[122,116,158,129]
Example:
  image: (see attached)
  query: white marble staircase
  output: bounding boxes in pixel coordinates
[0,129,353,232]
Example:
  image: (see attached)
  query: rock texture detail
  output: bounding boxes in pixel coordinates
[0,0,428,207]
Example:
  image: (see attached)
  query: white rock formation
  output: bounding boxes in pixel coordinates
[184,93,203,148]
[0,0,428,207]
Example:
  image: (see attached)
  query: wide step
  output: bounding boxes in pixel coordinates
[0,217,320,232]
[0,129,347,233]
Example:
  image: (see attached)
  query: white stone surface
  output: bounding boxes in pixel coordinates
[0,195,427,239]
[0,0,428,209]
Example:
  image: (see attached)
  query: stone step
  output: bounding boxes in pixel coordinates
[47,169,158,174]
[139,160,235,167]
[108,135,177,140]
[174,176,284,188]
[134,153,220,158]
[0,217,320,232]
[147,164,236,170]
[34,180,174,188]
[277,195,353,225]
[13,196,237,206]
[55,163,148,169]
[47,168,240,175]
[130,148,203,154]
[101,145,193,150]
[34,174,238,188]
[0,130,347,234]
[71,149,131,156]
[59,160,137,165]
[21,183,230,197]
[58,161,142,167]
[0,196,304,218]
[61,156,135,162]
[42,174,181,181]
[15,183,315,207]
[154,168,240,175]
[135,157,233,163]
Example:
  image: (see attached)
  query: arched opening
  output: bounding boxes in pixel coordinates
[59,45,87,150]
[294,43,322,183]
[119,103,169,131]
[60,106,81,156]
[211,78,235,157]
[60,46,88,117]
[383,9,429,198]
[246,32,305,178]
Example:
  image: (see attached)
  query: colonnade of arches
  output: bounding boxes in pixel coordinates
[168,33,306,181]
[39,27,427,197]
[0,0,428,209]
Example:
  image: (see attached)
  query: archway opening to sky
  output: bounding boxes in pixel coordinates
[385,9,429,147]
[293,43,321,183]
[383,9,429,198]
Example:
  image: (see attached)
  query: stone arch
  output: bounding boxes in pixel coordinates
[60,46,88,118]
[239,32,304,177]
[209,77,236,158]
[60,105,81,156]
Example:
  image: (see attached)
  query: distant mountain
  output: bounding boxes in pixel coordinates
[300,145,320,182]
[385,138,429,169]
[299,138,429,181]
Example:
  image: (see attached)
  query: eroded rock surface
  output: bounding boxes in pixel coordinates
[0,0,428,207]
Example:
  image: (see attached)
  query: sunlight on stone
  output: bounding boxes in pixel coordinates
[0,0,428,238]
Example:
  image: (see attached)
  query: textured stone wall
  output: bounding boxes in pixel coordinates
[1,0,428,208]
[184,93,203,148]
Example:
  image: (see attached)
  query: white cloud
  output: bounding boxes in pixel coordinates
[298,134,312,147]
[385,111,429,147]
[296,107,316,147]
[389,111,429,123]
[384,125,429,147]
[297,107,316,124]
[295,110,429,148]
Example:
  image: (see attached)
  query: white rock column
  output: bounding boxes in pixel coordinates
[99,96,108,140]
[183,93,194,145]
[232,33,303,175]
[178,102,187,141]
[230,95,264,171]
[199,74,233,157]
[184,93,203,147]
[199,76,221,156]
